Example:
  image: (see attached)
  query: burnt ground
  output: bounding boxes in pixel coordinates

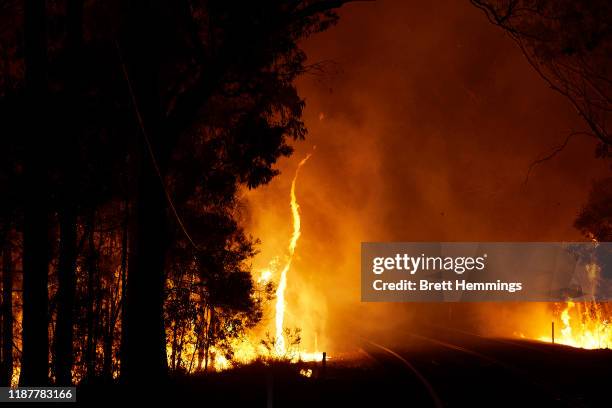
[71,328,612,407]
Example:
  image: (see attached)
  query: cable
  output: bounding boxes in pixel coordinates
[114,40,199,251]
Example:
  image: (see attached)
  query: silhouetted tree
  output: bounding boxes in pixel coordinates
[0,0,348,390]
[575,177,612,241]
[54,0,83,386]
[472,0,612,155]
[118,0,342,385]
[21,0,50,386]
[1,236,13,386]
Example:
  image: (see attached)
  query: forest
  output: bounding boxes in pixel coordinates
[0,0,611,404]
[0,0,346,389]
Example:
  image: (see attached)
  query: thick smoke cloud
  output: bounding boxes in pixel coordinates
[243,0,608,351]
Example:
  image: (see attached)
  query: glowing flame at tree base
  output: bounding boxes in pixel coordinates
[539,301,612,349]
[535,254,612,350]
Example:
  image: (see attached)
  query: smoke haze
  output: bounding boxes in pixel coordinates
[243,0,608,351]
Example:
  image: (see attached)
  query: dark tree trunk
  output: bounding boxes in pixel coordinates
[170,322,178,371]
[196,333,205,372]
[54,0,82,387]
[93,262,103,377]
[124,157,169,382]
[85,215,96,378]
[1,242,13,386]
[176,324,185,370]
[102,302,113,380]
[196,302,206,371]
[54,208,76,385]
[20,0,49,386]
[121,0,170,384]
[119,198,128,374]
[204,307,215,372]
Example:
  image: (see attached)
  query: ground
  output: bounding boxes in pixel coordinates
[74,325,612,407]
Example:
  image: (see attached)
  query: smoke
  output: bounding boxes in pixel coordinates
[243,0,608,351]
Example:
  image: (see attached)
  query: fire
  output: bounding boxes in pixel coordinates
[173,153,324,372]
[275,154,311,356]
[299,368,313,378]
[540,301,612,349]
[257,268,273,284]
[536,255,612,350]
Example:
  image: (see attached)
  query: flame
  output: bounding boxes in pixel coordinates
[275,154,311,356]
[166,153,324,372]
[258,269,273,284]
[299,368,313,378]
[535,257,612,349]
[539,301,612,349]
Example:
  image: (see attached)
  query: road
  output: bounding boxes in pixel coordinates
[360,325,612,407]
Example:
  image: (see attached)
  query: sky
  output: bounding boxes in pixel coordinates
[242,0,609,352]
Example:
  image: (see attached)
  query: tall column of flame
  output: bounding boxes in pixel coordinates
[274,154,311,356]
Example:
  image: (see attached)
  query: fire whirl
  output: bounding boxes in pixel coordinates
[275,154,311,357]
[207,153,322,370]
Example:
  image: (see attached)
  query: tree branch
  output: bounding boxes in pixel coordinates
[523,131,593,185]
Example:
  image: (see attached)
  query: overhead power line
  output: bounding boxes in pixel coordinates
[114,40,199,251]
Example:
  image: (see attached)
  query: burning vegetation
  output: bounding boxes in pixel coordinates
[0,0,344,388]
[0,0,611,402]
[540,180,612,350]
[547,301,612,349]
[166,153,324,371]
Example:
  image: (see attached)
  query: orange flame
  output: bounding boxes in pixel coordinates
[536,259,611,349]
[275,154,311,356]
[542,301,612,349]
